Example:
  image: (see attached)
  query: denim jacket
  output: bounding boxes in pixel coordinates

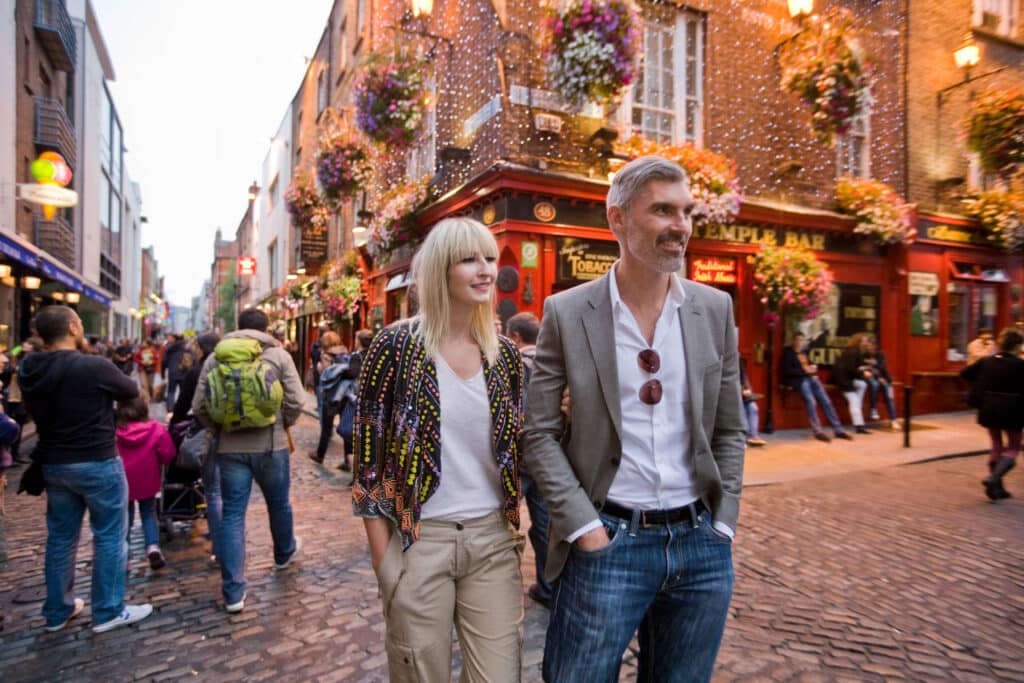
[352,321,524,549]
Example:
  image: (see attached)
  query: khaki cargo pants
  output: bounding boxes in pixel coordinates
[374,510,524,682]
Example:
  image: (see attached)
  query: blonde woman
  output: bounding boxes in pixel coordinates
[353,217,525,682]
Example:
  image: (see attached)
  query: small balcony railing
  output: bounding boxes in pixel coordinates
[34,0,76,72]
[34,213,77,269]
[34,97,76,170]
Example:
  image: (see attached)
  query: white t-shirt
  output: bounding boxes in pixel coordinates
[420,356,503,522]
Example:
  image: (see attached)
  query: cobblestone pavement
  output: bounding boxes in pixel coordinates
[1,413,1022,682]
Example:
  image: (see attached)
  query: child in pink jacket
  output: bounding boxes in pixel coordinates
[116,395,176,569]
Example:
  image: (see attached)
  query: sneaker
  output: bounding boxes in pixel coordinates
[746,437,767,447]
[855,426,871,435]
[44,598,84,632]
[813,431,832,443]
[834,431,854,441]
[146,545,166,570]
[225,593,246,614]
[869,410,880,421]
[890,419,901,429]
[274,536,303,571]
[92,604,153,633]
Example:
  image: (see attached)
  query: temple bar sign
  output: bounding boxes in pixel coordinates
[693,224,827,251]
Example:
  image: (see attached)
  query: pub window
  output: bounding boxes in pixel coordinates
[317,69,329,115]
[407,78,437,181]
[973,0,1019,37]
[947,282,1000,361]
[967,153,1002,192]
[619,4,705,145]
[688,255,738,322]
[836,102,870,179]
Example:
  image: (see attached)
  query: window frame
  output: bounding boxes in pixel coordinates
[973,0,1019,37]
[835,100,871,179]
[617,5,705,146]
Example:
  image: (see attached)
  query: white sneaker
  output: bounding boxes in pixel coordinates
[92,604,153,633]
[226,593,246,614]
[869,410,880,421]
[274,536,302,571]
[45,598,84,632]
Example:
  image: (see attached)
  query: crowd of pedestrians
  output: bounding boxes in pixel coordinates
[0,154,1019,682]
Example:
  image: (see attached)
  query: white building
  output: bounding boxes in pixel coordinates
[67,0,142,340]
[253,107,293,304]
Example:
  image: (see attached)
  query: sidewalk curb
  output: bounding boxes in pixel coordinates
[744,448,990,488]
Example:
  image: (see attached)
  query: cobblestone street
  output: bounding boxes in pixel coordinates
[1,413,1022,682]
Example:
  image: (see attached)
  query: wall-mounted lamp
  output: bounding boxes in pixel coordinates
[0,264,11,279]
[286,273,299,281]
[953,35,980,71]
[410,0,433,18]
[248,181,260,201]
[787,0,813,20]
[66,292,80,304]
[22,276,41,290]
[51,291,64,301]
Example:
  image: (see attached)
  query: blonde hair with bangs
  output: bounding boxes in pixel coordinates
[411,217,500,363]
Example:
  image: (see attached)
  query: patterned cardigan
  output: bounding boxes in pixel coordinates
[352,321,525,550]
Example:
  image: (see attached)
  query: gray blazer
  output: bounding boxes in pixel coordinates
[522,273,746,582]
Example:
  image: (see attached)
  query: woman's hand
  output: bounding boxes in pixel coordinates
[364,518,391,572]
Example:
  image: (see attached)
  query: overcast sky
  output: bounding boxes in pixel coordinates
[92,0,334,307]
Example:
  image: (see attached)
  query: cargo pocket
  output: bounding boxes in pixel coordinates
[373,531,406,620]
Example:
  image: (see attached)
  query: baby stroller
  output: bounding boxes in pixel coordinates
[160,420,208,539]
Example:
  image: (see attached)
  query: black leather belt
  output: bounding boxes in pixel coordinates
[601,499,707,528]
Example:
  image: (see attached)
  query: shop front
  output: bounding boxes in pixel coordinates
[902,211,1024,414]
[0,231,112,346]
[361,165,1023,430]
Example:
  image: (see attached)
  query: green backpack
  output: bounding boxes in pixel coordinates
[204,338,284,432]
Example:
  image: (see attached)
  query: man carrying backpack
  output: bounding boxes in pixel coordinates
[192,308,306,613]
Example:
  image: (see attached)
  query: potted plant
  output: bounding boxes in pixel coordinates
[962,190,1024,253]
[284,175,329,229]
[544,0,640,111]
[749,245,833,327]
[366,178,431,265]
[355,50,429,150]
[316,130,371,207]
[835,176,916,244]
[964,88,1024,180]
[778,8,873,146]
[613,137,741,225]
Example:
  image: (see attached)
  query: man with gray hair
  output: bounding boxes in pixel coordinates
[523,155,745,681]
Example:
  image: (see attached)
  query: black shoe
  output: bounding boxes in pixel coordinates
[307,452,324,465]
[336,459,351,472]
[983,458,1016,501]
[813,431,832,443]
[834,431,853,440]
[855,426,870,435]
[527,584,551,609]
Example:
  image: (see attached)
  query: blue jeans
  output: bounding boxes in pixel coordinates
[201,450,223,560]
[867,378,898,420]
[743,399,760,439]
[797,377,844,433]
[521,472,552,601]
[41,458,128,626]
[218,449,296,603]
[127,497,159,548]
[543,510,733,683]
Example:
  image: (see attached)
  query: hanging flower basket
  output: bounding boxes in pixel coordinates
[315,262,364,323]
[749,245,833,320]
[544,0,640,111]
[835,176,916,245]
[612,137,741,226]
[778,9,872,146]
[962,190,1024,254]
[316,133,371,205]
[355,51,428,150]
[284,176,329,229]
[964,89,1024,179]
[366,178,431,265]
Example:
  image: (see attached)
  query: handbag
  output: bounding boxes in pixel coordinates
[176,426,212,472]
[17,460,45,496]
[336,393,357,440]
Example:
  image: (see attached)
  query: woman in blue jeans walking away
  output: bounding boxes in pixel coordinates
[117,394,176,569]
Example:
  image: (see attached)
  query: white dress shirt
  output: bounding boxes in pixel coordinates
[567,266,734,541]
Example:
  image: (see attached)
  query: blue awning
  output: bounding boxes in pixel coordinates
[0,231,111,306]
